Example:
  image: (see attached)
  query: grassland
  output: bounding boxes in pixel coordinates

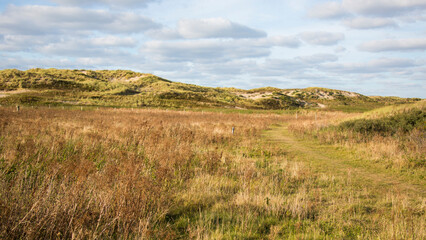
[1,102,424,239]
[289,101,425,176]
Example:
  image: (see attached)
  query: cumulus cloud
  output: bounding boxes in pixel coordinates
[296,54,339,64]
[35,36,138,57]
[0,35,60,52]
[342,0,426,17]
[196,60,256,76]
[0,5,160,35]
[141,39,273,63]
[148,18,267,40]
[141,34,304,63]
[177,18,266,39]
[146,28,181,40]
[51,0,159,8]
[310,0,426,18]
[249,58,308,76]
[334,46,347,53]
[308,2,349,19]
[242,54,338,79]
[90,36,137,47]
[299,31,345,45]
[359,38,426,52]
[324,58,417,73]
[344,17,397,29]
[266,36,301,48]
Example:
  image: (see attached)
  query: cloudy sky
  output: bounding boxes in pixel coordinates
[0,0,425,97]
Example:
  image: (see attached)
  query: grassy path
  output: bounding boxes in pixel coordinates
[261,123,425,238]
[264,124,425,199]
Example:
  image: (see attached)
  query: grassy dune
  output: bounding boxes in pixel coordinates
[0,69,420,111]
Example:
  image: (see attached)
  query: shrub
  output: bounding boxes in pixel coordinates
[338,109,425,136]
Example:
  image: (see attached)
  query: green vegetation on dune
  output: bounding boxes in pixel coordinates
[0,68,251,109]
[0,68,421,111]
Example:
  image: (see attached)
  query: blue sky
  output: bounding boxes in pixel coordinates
[0,0,425,97]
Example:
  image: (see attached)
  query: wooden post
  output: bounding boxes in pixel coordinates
[315,112,317,121]
[16,105,20,112]
[296,112,298,120]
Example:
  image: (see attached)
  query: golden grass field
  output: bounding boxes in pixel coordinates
[0,105,424,239]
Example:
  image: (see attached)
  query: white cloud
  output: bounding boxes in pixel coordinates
[334,46,347,53]
[51,0,159,8]
[140,34,303,63]
[344,17,397,29]
[359,38,426,51]
[90,36,137,47]
[243,54,338,79]
[308,2,349,19]
[0,35,57,52]
[36,37,138,57]
[309,0,426,25]
[342,0,426,17]
[0,5,160,35]
[296,54,339,63]
[266,36,301,48]
[196,60,256,76]
[299,31,345,45]
[310,0,426,18]
[177,18,266,39]
[141,39,271,62]
[146,18,267,40]
[324,58,418,73]
[146,28,181,40]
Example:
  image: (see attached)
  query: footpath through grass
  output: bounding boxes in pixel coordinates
[263,124,425,239]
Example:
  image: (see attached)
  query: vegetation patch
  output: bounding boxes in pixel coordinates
[338,109,425,136]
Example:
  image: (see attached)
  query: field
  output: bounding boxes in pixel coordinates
[0,103,425,239]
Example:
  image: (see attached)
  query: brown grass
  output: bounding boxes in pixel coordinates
[0,106,298,239]
[1,106,424,239]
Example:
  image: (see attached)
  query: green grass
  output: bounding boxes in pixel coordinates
[338,109,425,136]
[1,68,421,111]
[265,124,425,239]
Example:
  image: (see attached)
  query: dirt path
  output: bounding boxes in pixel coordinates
[264,124,426,198]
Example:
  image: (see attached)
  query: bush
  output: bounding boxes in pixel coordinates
[339,109,425,136]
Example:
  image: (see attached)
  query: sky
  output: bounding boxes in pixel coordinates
[0,0,425,98]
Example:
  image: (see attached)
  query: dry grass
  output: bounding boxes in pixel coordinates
[0,106,299,239]
[1,106,424,239]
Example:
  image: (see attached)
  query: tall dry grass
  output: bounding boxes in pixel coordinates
[0,107,301,239]
[1,106,424,239]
